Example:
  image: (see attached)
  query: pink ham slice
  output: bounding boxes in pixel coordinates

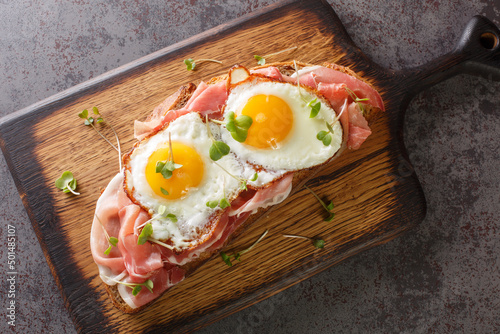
[250,67,284,81]
[118,264,185,309]
[346,102,372,150]
[300,66,385,111]
[230,173,294,217]
[185,81,227,116]
[134,81,228,140]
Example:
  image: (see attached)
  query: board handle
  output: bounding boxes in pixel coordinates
[397,15,500,104]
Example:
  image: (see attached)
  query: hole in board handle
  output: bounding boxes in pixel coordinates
[479,32,498,50]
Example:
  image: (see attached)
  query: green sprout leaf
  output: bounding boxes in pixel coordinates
[184,58,222,71]
[308,98,321,118]
[250,173,258,182]
[109,237,118,247]
[132,285,143,296]
[325,122,334,133]
[78,107,122,170]
[220,230,268,267]
[158,205,168,216]
[316,130,328,141]
[317,121,334,146]
[219,197,230,209]
[165,213,177,223]
[322,134,332,146]
[254,55,266,65]
[137,223,153,245]
[160,187,169,196]
[209,141,230,161]
[220,252,233,267]
[226,112,253,143]
[184,58,195,71]
[253,46,297,65]
[55,171,80,195]
[283,234,326,249]
[104,245,113,255]
[304,185,335,221]
[206,200,219,209]
[78,109,88,119]
[103,277,154,296]
[313,239,325,249]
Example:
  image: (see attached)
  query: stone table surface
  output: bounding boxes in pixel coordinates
[1,0,499,333]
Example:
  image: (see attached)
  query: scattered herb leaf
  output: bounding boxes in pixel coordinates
[226,111,253,143]
[137,223,153,245]
[219,197,230,209]
[304,185,335,221]
[79,107,122,170]
[160,187,169,196]
[184,58,222,71]
[156,133,182,180]
[254,55,266,65]
[220,252,233,267]
[104,277,154,296]
[55,171,80,195]
[283,234,326,249]
[206,200,219,209]
[220,230,269,267]
[308,98,321,118]
[165,213,177,223]
[344,87,370,115]
[209,141,230,161]
[253,46,297,65]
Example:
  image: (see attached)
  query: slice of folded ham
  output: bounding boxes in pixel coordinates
[134,81,228,140]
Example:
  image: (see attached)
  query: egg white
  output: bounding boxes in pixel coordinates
[125,113,241,248]
[222,80,343,171]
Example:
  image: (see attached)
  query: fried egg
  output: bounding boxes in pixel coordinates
[221,68,343,171]
[123,112,281,250]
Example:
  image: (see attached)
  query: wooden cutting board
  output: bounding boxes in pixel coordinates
[1,0,499,332]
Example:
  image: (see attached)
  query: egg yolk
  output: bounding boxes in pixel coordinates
[241,94,293,149]
[145,142,204,200]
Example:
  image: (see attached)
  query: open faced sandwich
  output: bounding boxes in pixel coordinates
[90,61,385,312]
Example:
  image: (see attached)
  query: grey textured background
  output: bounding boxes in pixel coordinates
[1,0,499,333]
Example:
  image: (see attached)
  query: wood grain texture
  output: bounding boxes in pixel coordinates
[2,0,498,332]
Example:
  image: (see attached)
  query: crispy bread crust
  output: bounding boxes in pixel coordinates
[104,61,382,313]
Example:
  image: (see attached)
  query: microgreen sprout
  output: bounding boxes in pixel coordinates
[307,98,321,118]
[220,229,269,267]
[283,234,325,249]
[225,112,253,143]
[316,121,334,146]
[95,214,118,255]
[344,87,370,115]
[205,115,230,161]
[55,171,80,195]
[184,58,222,71]
[78,107,122,170]
[135,206,177,248]
[253,46,297,65]
[104,276,154,296]
[210,112,253,143]
[137,223,153,245]
[156,133,183,180]
[206,179,231,209]
[213,161,257,191]
[304,185,335,221]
